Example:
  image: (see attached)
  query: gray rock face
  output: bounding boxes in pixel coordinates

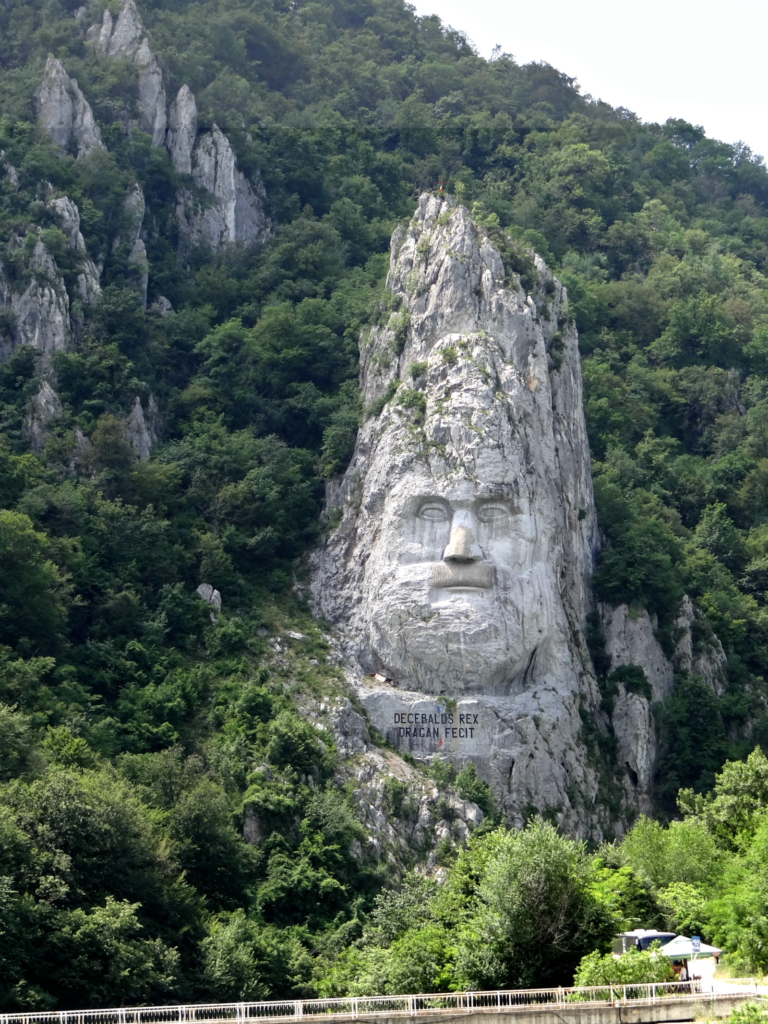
[167,86,197,175]
[151,295,173,316]
[602,603,673,703]
[35,56,105,158]
[26,381,62,451]
[178,124,268,249]
[114,184,149,306]
[600,603,674,809]
[674,594,727,693]
[196,582,222,622]
[48,196,102,305]
[601,596,726,810]
[124,394,158,459]
[1,152,19,189]
[89,0,167,147]
[0,235,71,360]
[312,195,604,834]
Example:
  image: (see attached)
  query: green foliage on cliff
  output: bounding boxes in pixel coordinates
[322,820,616,994]
[0,0,768,1007]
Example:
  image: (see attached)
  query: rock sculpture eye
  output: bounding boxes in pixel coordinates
[418,503,449,521]
[477,504,508,522]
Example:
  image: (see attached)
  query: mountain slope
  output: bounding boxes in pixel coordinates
[1,0,768,1008]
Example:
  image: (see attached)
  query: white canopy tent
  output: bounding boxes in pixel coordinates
[660,935,722,960]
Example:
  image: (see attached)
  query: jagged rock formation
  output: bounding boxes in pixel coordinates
[0,234,72,360]
[1,151,19,189]
[167,85,197,175]
[124,394,158,459]
[88,0,167,147]
[48,196,102,305]
[84,0,268,250]
[0,192,103,363]
[312,194,606,836]
[26,381,62,451]
[600,597,727,808]
[674,595,727,692]
[177,124,268,249]
[35,56,105,158]
[114,184,149,307]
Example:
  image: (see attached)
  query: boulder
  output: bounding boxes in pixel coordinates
[196,583,222,620]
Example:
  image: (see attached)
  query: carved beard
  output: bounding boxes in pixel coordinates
[362,560,560,695]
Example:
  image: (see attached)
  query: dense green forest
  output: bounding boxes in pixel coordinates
[3,0,768,1008]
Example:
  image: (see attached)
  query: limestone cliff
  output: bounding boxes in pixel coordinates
[311,194,734,834]
[35,56,105,158]
[0,234,72,360]
[88,0,167,147]
[312,194,608,836]
[85,0,269,250]
[177,122,269,249]
[598,598,727,812]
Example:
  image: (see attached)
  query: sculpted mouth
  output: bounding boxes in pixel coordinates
[429,562,494,589]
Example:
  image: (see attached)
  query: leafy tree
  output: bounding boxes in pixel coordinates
[452,820,616,988]
[573,946,673,987]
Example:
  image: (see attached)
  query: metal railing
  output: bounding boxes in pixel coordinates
[0,979,763,1024]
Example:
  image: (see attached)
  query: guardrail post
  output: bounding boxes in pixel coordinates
[497,991,501,1012]
[652,984,656,1005]
[353,999,358,1020]
[295,1002,303,1019]
[609,985,614,1005]
[409,996,416,1016]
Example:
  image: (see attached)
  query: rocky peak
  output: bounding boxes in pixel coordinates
[178,124,269,249]
[167,85,197,175]
[0,233,71,361]
[93,0,144,57]
[114,184,149,307]
[124,394,158,459]
[89,0,167,147]
[47,195,102,305]
[35,56,105,158]
[312,194,604,837]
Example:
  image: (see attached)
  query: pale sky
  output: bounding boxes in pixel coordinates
[412,0,768,162]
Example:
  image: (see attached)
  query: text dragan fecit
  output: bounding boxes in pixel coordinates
[393,711,478,739]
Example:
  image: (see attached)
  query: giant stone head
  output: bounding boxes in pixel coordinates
[313,194,596,701]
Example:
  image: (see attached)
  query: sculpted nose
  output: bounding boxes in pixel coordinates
[443,510,483,562]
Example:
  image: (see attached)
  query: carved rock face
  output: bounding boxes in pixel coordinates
[314,195,595,696]
[357,384,568,695]
[312,195,608,833]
